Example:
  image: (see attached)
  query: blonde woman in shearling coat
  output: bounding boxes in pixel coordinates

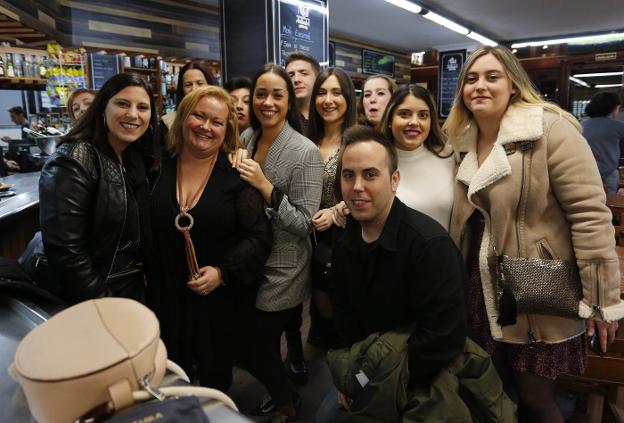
[445,45,623,423]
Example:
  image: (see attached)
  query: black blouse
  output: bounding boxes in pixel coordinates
[146,152,272,371]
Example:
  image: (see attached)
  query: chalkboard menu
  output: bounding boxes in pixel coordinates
[437,50,466,117]
[274,0,328,67]
[362,49,395,77]
[90,53,120,90]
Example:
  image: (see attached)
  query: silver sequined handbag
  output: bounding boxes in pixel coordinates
[497,255,583,319]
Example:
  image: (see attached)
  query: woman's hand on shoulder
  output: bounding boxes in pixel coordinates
[187,266,222,296]
[312,208,334,232]
[332,201,350,228]
[228,148,248,169]
[238,158,272,196]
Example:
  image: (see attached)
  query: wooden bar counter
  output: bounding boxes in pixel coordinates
[0,172,40,259]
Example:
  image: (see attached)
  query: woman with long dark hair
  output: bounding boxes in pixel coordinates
[39,72,160,303]
[306,67,356,348]
[379,85,454,230]
[233,63,324,423]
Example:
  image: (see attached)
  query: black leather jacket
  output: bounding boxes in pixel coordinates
[39,140,148,303]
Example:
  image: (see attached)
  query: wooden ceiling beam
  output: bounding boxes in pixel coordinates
[0,28,36,33]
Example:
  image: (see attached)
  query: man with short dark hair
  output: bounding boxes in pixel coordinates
[317,126,468,421]
[2,106,32,142]
[285,51,320,134]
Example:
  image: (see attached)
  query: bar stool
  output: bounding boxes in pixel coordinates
[559,339,624,423]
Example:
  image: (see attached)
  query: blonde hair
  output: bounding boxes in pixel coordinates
[443,45,580,145]
[168,86,240,155]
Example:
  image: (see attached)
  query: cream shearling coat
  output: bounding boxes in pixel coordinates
[449,103,624,344]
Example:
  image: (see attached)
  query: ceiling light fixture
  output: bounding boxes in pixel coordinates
[421,10,469,35]
[384,0,422,14]
[573,71,623,78]
[512,32,624,48]
[595,83,623,88]
[466,31,497,46]
[569,77,590,88]
[385,1,497,47]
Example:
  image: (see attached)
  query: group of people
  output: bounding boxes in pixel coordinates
[28,45,624,423]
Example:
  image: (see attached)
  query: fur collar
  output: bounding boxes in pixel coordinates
[455,104,544,197]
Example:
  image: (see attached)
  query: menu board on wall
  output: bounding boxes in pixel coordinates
[362,49,395,77]
[90,53,120,90]
[274,0,328,67]
[437,50,466,117]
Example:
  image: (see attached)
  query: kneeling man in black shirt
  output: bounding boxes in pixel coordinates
[318,126,468,422]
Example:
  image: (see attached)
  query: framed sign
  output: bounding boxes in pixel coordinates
[362,49,395,77]
[273,0,329,67]
[437,50,466,117]
[90,53,120,90]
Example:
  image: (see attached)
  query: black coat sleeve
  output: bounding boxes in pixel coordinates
[407,236,467,384]
[220,184,272,287]
[39,153,110,302]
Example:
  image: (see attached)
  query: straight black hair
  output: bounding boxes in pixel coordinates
[248,64,302,134]
[224,76,252,92]
[585,91,621,118]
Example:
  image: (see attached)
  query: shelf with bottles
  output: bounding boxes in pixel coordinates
[44,45,88,107]
[0,45,49,81]
[120,55,164,115]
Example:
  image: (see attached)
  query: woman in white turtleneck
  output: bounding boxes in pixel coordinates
[380,85,454,230]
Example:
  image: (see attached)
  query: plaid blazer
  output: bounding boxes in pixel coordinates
[241,122,324,311]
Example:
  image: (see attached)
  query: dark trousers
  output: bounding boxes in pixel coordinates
[250,305,300,406]
[284,302,303,334]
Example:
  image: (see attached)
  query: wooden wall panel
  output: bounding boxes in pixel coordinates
[0,0,221,58]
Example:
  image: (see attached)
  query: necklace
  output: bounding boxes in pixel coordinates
[174,154,217,280]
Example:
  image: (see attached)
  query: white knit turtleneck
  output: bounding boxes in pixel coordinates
[395,145,455,231]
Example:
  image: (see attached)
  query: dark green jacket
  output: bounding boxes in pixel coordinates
[327,331,516,423]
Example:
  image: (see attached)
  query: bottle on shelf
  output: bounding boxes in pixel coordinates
[0,55,5,77]
[6,53,15,77]
[32,55,39,78]
[39,57,47,78]
[23,55,32,78]
[13,54,22,77]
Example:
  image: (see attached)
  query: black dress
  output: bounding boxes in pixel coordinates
[147,152,271,390]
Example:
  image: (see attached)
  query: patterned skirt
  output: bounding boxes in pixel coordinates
[466,212,587,380]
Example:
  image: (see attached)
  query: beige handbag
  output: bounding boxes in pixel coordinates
[11,297,238,423]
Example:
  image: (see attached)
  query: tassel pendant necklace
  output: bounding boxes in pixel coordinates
[174,154,217,280]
